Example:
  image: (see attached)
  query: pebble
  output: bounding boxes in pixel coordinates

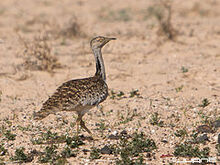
[82,149,90,153]
[146,153,151,158]
[197,133,209,143]
[108,134,119,140]
[120,130,127,135]
[100,145,112,154]
[196,125,213,133]
[161,139,168,143]
[112,130,117,136]
[213,120,220,128]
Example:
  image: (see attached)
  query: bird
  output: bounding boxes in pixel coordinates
[33,36,116,138]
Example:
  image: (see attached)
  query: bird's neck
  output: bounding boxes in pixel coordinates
[93,48,106,81]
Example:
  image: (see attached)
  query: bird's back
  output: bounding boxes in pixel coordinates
[34,75,108,120]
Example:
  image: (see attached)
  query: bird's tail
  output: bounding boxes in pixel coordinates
[33,109,50,120]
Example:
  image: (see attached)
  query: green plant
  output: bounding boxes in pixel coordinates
[189,131,199,143]
[134,155,145,165]
[174,143,209,158]
[181,66,188,73]
[4,130,16,141]
[116,132,156,164]
[175,85,184,92]
[31,130,66,144]
[95,121,108,136]
[174,129,188,138]
[61,146,76,158]
[0,144,7,156]
[65,136,84,148]
[199,98,210,108]
[150,112,164,127]
[110,90,125,100]
[89,147,101,160]
[129,89,140,98]
[38,145,59,163]
[10,147,33,163]
[117,109,139,126]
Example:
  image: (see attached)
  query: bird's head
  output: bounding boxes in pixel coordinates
[90,36,116,49]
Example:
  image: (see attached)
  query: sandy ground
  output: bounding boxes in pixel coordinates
[0,0,220,164]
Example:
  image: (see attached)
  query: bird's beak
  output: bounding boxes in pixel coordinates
[101,37,116,47]
[107,37,116,41]
[104,37,116,44]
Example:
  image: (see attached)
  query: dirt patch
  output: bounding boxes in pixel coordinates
[0,0,219,164]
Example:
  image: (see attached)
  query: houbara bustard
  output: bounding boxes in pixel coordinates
[34,36,116,138]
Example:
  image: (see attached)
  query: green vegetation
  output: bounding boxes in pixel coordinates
[174,129,188,138]
[116,132,156,164]
[175,85,184,92]
[174,143,209,158]
[95,121,108,137]
[150,112,164,127]
[10,147,33,163]
[31,130,66,144]
[4,130,16,141]
[89,147,101,160]
[38,145,59,163]
[199,98,210,108]
[129,89,140,98]
[117,109,138,125]
[61,146,76,158]
[38,145,73,164]
[65,136,84,148]
[0,144,7,156]
[110,89,140,100]
[110,90,125,100]
[181,66,189,73]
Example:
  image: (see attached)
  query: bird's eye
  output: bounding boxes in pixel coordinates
[97,38,103,42]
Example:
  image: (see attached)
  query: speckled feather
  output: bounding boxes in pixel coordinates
[34,75,108,120]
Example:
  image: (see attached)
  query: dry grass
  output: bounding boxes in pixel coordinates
[19,33,62,73]
[148,0,178,41]
[59,15,86,38]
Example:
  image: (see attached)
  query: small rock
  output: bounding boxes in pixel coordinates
[146,153,151,158]
[112,130,118,136]
[82,149,90,153]
[197,133,209,143]
[213,120,220,128]
[108,134,119,140]
[197,125,213,133]
[161,139,168,143]
[100,145,112,154]
[120,130,127,135]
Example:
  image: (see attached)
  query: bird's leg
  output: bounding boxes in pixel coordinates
[80,119,92,136]
[76,115,82,137]
[76,114,93,137]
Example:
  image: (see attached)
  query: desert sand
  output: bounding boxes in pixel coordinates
[0,0,219,164]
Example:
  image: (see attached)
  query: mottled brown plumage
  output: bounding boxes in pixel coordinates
[33,36,116,137]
